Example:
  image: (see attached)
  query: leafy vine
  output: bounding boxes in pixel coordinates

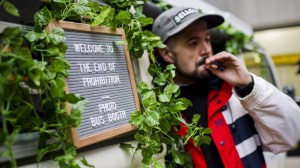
[0,13,87,168]
[217,24,253,55]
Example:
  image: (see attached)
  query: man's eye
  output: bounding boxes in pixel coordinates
[188,41,198,46]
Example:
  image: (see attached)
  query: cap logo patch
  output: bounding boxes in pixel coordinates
[173,8,199,24]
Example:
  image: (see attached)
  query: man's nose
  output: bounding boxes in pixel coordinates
[199,42,211,56]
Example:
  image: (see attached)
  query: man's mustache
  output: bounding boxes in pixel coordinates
[197,56,209,66]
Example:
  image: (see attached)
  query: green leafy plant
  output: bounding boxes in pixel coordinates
[0,26,87,167]
[1,0,213,167]
[217,24,253,55]
[0,5,88,168]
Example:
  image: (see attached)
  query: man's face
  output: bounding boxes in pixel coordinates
[166,20,213,84]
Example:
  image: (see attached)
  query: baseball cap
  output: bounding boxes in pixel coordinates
[152,7,225,42]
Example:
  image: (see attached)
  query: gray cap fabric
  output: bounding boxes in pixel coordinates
[152,7,225,42]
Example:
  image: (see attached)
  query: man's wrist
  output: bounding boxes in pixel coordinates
[235,76,254,98]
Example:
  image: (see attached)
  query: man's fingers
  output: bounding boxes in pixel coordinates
[206,52,232,64]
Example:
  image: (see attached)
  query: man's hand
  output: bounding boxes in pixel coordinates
[205,51,252,88]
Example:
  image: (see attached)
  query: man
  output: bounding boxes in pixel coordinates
[152,7,300,168]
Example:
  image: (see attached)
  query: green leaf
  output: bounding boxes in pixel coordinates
[2,27,23,47]
[194,135,211,146]
[53,0,69,3]
[55,153,74,162]
[115,10,131,25]
[74,4,91,16]
[145,111,160,126]
[147,64,157,77]
[49,59,67,74]
[203,128,212,134]
[166,64,176,71]
[153,72,169,86]
[50,77,66,98]
[28,68,43,86]
[134,132,145,142]
[80,156,95,168]
[191,114,200,125]
[141,90,154,99]
[49,27,65,45]
[133,5,144,18]
[164,83,179,95]
[158,93,170,102]
[137,81,150,93]
[142,92,157,108]
[25,31,47,42]
[203,136,212,144]
[173,99,191,111]
[68,108,82,127]
[141,122,152,133]
[109,0,138,8]
[147,139,161,154]
[141,149,152,164]
[91,6,114,26]
[45,68,56,80]
[119,143,134,154]
[34,7,52,29]
[114,40,127,45]
[159,118,171,133]
[14,47,32,60]
[78,0,89,5]
[142,30,159,39]
[166,64,176,78]
[70,99,87,118]
[67,93,84,104]
[130,111,143,126]
[152,160,164,168]
[138,16,153,27]
[88,1,101,12]
[156,41,166,48]
[171,150,184,165]
[64,143,77,156]
[44,46,60,56]
[3,1,19,16]
[180,97,193,106]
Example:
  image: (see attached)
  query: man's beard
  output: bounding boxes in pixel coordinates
[175,56,212,82]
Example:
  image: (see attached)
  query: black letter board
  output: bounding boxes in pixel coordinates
[46,21,140,148]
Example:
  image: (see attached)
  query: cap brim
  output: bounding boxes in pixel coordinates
[165,14,224,42]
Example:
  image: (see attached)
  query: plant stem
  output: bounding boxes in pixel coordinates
[184,129,198,144]
[156,127,174,141]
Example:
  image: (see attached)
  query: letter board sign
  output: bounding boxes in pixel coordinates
[46,21,140,148]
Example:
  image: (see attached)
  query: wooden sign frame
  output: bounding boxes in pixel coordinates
[46,21,140,148]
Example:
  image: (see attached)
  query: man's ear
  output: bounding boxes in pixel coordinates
[157,47,174,64]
